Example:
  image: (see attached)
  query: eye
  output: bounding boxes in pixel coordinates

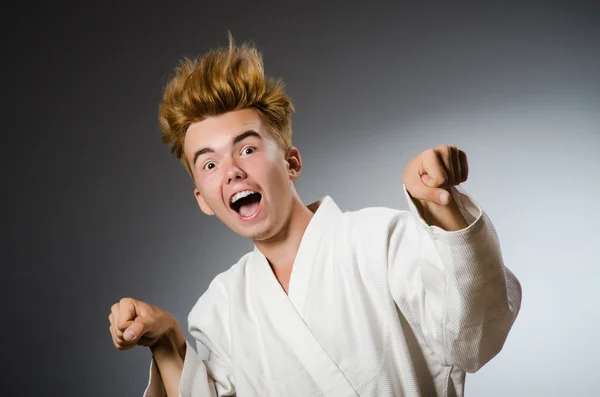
[241,146,256,156]
[203,161,216,171]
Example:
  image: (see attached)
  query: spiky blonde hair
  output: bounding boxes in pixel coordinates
[158,34,295,179]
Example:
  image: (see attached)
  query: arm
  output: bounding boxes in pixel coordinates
[108,296,233,397]
[388,184,522,372]
[144,276,236,397]
[149,324,187,397]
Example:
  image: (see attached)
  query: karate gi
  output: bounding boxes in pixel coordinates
[143,185,522,397]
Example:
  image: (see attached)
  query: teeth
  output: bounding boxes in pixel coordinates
[231,190,256,204]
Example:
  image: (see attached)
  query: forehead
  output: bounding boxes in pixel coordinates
[184,108,268,155]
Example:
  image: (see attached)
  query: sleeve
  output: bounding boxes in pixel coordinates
[143,275,236,397]
[387,184,522,373]
[142,339,234,397]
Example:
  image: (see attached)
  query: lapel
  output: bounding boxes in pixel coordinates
[287,196,342,316]
[247,196,356,395]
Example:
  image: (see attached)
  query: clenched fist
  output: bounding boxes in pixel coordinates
[108,297,178,351]
[402,144,469,206]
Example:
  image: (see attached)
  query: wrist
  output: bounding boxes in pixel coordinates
[409,191,468,231]
[150,315,186,359]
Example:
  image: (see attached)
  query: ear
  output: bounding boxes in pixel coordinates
[194,188,215,216]
[285,147,303,181]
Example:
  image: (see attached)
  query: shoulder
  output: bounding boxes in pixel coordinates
[317,205,417,259]
[187,251,253,327]
[341,205,414,236]
[210,251,253,292]
[185,253,254,362]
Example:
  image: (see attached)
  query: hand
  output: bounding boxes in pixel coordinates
[108,297,177,352]
[402,145,469,206]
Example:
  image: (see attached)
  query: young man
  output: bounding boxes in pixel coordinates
[109,37,522,397]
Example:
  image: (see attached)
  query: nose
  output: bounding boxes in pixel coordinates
[225,157,246,184]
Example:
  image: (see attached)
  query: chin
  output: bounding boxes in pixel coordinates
[241,229,272,242]
[237,223,277,242]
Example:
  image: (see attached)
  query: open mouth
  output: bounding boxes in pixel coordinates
[230,192,262,218]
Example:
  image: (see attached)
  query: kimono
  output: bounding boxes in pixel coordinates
[143,185,522,397]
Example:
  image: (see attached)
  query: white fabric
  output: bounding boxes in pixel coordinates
[143,185,522,397]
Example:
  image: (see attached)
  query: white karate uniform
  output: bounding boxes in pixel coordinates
[143,185,522,397]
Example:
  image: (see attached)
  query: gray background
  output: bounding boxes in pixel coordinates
[3,1,599,396]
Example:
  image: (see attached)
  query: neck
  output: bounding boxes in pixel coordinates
[254,196,314,274]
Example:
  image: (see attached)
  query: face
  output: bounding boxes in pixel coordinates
[184,108,302,241]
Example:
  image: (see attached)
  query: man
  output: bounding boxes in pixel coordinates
[109,36,522,397]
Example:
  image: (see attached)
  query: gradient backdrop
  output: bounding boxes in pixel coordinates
[4,1,600,396]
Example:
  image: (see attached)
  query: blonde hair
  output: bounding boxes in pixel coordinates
[158,34,295,179]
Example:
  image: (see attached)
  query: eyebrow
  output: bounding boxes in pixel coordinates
[192,130,262,166]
